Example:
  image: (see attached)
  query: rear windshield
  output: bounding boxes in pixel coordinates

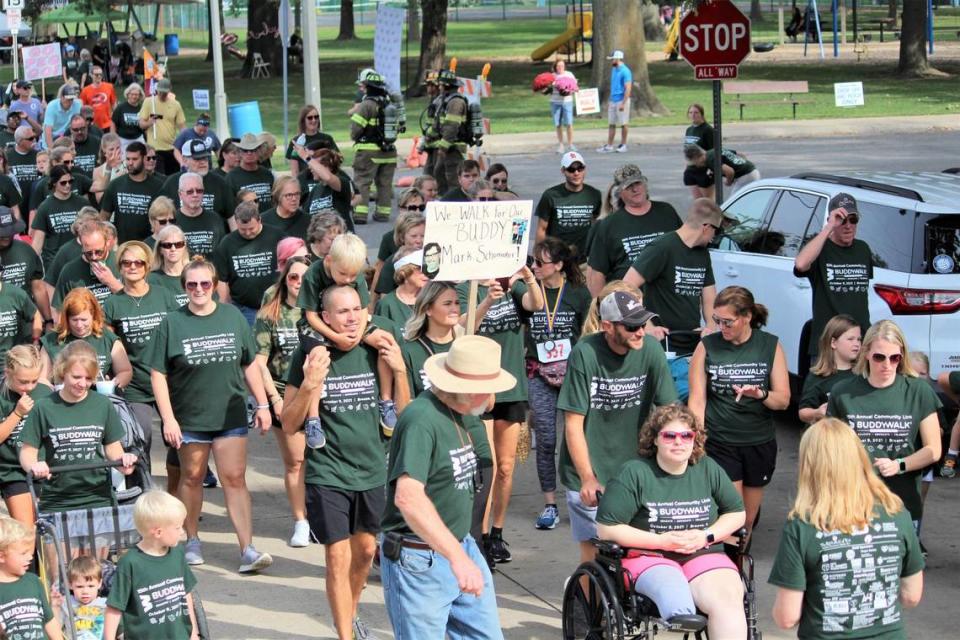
[924,215,960,275]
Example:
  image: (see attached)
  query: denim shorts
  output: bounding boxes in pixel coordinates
[181,425,248,444]
[566,489,598,542]
[551,101,574,127]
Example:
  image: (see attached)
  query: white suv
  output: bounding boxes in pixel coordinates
[711,171,960,380]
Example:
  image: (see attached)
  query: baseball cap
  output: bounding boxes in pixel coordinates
[6,111,21,121]
[614,164,647,190]
[196,113,211,126]
[61,85,77,99]
[182,138,211,161]
[0,207,25,238]
[600,291,656,328]
[560,151,585,169]
[829,192,859,216]
[156,78,172,93]
[607,50,625,60]
[15,80,32,90]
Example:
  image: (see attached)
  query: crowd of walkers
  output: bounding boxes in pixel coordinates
[0,65,941,640]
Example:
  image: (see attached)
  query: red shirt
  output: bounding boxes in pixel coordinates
[79,82,117,130]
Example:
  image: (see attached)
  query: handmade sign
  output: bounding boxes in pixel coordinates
[21,42,62,80]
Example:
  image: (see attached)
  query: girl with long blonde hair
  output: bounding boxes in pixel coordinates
[797,314,860,424]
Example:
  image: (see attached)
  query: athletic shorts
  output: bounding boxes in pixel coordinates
[306,484,385,545]
[566,489,598,542]
[706,438,777,488]
[181,425,248,445]
[483,400,528,423]
[608,98,631,126]
[0,480,29,499]
[622,550,737,584]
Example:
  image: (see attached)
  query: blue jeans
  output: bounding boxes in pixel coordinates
[233,302,258,326]
[381,535,504,640]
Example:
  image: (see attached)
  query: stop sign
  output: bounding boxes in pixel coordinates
[680,0,751,80]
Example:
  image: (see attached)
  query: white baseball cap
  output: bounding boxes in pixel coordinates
[560,151,585,169]
[607,50,625,60]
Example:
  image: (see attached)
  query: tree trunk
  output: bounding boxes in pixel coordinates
[205,0,226,63]
[338,0,356,40]
[750,0,763,21]
[243,0,282,78]
[898,0,930,76]
[591,0,667,116]
[407,0,420,42]
[888,0,898,26]
[641,2,664,41]
[407,0,447,97]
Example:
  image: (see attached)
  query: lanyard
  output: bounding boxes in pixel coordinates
[539,278,565,335]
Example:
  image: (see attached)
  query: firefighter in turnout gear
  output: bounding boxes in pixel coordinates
[434,70,470,195]
[419,70,442,181]
[350,72,398,223]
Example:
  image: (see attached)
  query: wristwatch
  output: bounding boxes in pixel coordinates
[897,458,907,475]
[704,530,715,545]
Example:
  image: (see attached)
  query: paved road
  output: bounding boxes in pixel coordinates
[168,129,960,639]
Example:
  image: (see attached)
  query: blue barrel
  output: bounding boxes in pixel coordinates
[228,101,264,138]
[164,34,180,56]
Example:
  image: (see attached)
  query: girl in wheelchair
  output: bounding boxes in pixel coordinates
[596,404,748,638]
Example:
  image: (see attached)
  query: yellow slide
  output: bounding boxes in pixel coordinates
[531,11,592,61]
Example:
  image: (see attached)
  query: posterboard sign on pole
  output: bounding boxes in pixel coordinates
[21,43,62,81]
[373,6,405,93]
[834,82,864,108]
[192,89,210,111]
[574,88,600,115]
[421,200,534,281]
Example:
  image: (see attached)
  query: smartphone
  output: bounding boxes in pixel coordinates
[152,113,164,119]
[496,277,511,291]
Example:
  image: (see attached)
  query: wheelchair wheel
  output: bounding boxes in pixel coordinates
[193,590,213,639]
[562,560,625,640]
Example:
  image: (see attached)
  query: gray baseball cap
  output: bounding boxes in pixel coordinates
[600,291,656,328]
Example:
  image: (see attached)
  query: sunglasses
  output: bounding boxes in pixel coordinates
[491,178,508,185]
[181,188,205,196]
[159,240,186,250]
[120,259,146,269]
[241,149,259,154]
[82,248,106,259]
[62,159,74,166]
[704,223,722,233]
[403,204,426,212]
[287,272,303,282]
[711,315,738,329]
[870,352,903,364]
[533,258,555,267]
[616,322,645,333]
[477,197,494,201]
[659,430,696,443]
[565,165,585,173]
[145,156,157,161]
[58,179,74,187]
[155,218,175,226]
[185,280,214,292]
[306,115,320,121]
[839,213,860,226]
[70,128,86,133]
[23,136,36,142]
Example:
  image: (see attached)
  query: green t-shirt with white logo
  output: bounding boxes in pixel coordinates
[52,255,120,308]
[768,508,923,640]
[587,203,683,281]
[102,287,181,403]
[0,174,22,210]
[175,209,227,260]
[827,374,941,521]
[100,173,165,243]
[521,281,592,359]
[212,226,284,308]
[43,241,82,287]
[20,391,125,511]
[702,329,779,446]
[0,573,54,638]
[382,390,484,540]
[72,136,101,176]
[40,330,119,380]
[0,284,37,355]
[161,170,236,223]
[303,171,353,220]
[226,166,275,212]
[106,545,197,640]
[557,332,678,491]
[597,456,743,562]
[28,172,92,213]
[7,147,39,196]
[705,148,755,179]
[32,193,89,268]
[147,270,188,307]
[0,384,52,485]
[799,369,856,413]
[262,206,310,241]
[144,303,256,432]
[253,301,300,394]
[0,238,44,295]
[535,183,603,260]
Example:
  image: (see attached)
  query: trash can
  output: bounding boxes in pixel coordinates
[164,34,180,56]
[228,101,263,138]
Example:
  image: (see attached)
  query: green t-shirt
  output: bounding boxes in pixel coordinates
[253,301,300,394]
[799,369,856,412]
[285,131,339,160]
[632,232,715,354]
[0,573,54,638]
[40,330,119,380]
[382,390,485,540]
[587,203,683,281]
[112,101,143,139]
[684,122,714,150]
[212,227,284,308]
[32,193,89,268]
[262,206,310,241]
[400,335,451,399]
[377,230,397,262]
[285,345,386,491]
[161,170,236,222]
[144,303,256,432]
[597,456,743,562]
[557,332,678,490]
[0,174,22,210]
[226,166,275,212]
[797,239,874,356]
[706,148,756,179]
[72,135,101,176]
[374,291,414,326]
[768,508,923,640]
[28,172,93,213]
[0,238,44,295]
[374,255,399,295]
[102,286,181,403]
[20,391,125,511]
[0,384,53,485]
[827,374,941,520]
[521,281,591,359]
[7,147,39,196]
[702,329,779,446]
[457,281,529,404]
[52,255,120,308]
[100,173,165,243]
[297,260,370,312]
[303,171,353,220]
[42,240,82,286]
[535,183,603,260]
[147,270,188,307]
[106,545,197,640]
[0,284,37,355]
[175,209,227,259]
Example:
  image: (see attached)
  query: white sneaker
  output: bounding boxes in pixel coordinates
[238,545,273,574]
[568,144,578,152]
[616,144,628,153]
[596,144,614,153]
[184,537,204,566]
[557,143,565,154]
[289,519,311,548]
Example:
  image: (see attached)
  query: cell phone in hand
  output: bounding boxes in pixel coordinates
[496,277,511,291]
[152,113,163,119]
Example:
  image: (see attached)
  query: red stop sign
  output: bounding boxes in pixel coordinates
[680,0,751,80]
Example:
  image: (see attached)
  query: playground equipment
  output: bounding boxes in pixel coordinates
[531,7,592,62]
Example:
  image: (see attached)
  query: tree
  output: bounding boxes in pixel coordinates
[205,0,226,63]
[407,0,421,42]
[591,0,667,116]
[407,0,447,96]
[243,0,282,78]
[898,0,934,76]
[338,0,356,40]
[750,0,763,21]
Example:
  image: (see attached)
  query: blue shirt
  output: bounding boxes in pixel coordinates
[8,98,43,124]
[610,64,633,103]
[42,99,81,146]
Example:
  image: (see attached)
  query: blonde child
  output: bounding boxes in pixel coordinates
[0,517,62,639]
[65,555,107,640]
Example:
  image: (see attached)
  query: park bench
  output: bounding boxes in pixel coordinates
[724,80,812,120]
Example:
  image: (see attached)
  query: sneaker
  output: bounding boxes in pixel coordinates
[379,400,398,438]
[203,467,218,488]
[289,519,311,548]
[535,504,560,530]
[568,144,578,152]
[487,535,512,563]
[596,144,614,153]
[481,534,496,571]
[184,537,204,566]
[941,457,957,478]
[616,143,628,153]
[352,616,372,640]
[238,545,273,574]
[556,143,565,154]
[305,417,326,449]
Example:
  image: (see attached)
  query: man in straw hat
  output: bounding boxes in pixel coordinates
[380,334,511,639]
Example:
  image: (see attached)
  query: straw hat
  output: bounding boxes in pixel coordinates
[423,335,516,394]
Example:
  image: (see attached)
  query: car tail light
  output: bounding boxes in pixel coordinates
[874,284,960,315]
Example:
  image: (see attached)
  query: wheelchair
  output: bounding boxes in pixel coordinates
[561,529,761,640]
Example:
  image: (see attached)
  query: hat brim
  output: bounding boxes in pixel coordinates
[422,353,517,395]
[0,219,26,238]
[186,154,211,161]
[236,142,263,151]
